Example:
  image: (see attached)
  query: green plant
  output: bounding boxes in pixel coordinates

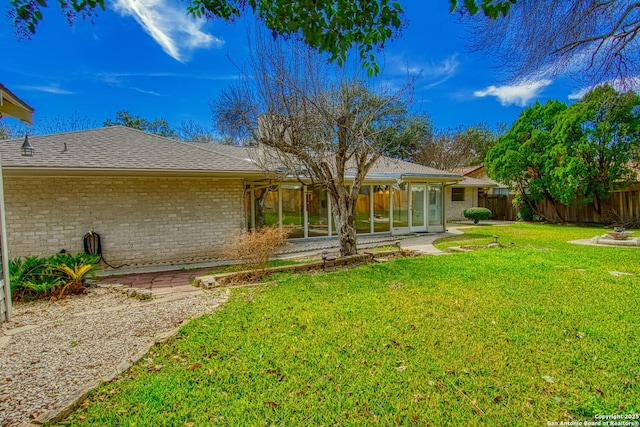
[50,252,101,270]
[9,252,101,301]
[9,256,62,300]
[57,263,100,299]
[463,207,492,224]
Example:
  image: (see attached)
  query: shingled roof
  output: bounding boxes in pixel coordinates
[0,126,462,181]
[0,126,261,175]
[454,176,498,187]
[365,156,462,180]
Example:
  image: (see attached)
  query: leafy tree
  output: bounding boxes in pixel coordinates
[103,110,177,138]
[213,34,422,256]
[485,100,569,221]
[8,0,509,75]
[552,85,640,213]
[9,0,405,75]
[463,1,640,85]
[486,85,640,222]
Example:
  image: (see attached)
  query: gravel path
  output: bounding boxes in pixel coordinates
[0,285,229,426]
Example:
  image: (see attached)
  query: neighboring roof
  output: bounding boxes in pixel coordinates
[453,176,498,188]
[0,126,261,175]
[451,165,485,176]
[0,83,35,125]
[364,156,462,181]
[0,126,462,181]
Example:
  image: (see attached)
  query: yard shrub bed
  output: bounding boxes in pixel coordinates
[60,223,640,426]
[9,252,100,301]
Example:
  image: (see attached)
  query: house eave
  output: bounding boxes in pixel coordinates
[0,84,35,125]
[1,167,268,179]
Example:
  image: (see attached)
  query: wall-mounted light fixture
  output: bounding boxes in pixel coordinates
[21,134,34,157]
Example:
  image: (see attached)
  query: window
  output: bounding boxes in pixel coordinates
[356,185,372,234]
[281,184,304,238]
[451,187,465,202]
[372,185,390,232]
[392,182,408,228]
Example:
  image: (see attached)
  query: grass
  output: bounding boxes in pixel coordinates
[60,223,640,426]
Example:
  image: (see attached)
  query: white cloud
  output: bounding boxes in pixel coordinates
[97,72,239,81]
[114,0,224,62]
[424,55,460,78]
[474,80,552,106]
[17,84,76,95]
[388,54,460,89]
[133,87,163,96]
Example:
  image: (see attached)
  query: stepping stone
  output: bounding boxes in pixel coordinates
[610,271,633,277]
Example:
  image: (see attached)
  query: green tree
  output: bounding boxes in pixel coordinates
[552,85,640,213]
[485,100,568,221]
[486,86,640,222]
[8,0,510,75]
[103,110,177,138]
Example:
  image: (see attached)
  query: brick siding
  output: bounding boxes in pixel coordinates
[445,187,478,221]
[3,175,245,267]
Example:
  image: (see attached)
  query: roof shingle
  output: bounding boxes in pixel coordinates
[0,126,461,181]
[0,126,260,174]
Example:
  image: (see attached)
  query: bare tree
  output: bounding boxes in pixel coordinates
[0,120,27,139]
[463,1,640,86]
[37,111,97,134]
[213,34,423,256]
[411,124,498,171]
[176,119,215,142]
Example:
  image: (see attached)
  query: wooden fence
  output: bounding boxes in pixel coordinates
[481,184,640,224]
[535,185,640,224]
[480,194,518,221]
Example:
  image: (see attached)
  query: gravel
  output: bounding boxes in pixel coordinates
[0,286,229,426]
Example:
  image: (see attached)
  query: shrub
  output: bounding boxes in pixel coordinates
[9,252,101,301]
[223,226,290,268]
[514,196,543,222]
[463,207,492,224]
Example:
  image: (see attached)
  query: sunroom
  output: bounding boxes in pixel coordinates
[245,173,460,239]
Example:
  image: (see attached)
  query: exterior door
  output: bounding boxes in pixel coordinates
[427,183,444,232]
[410,184,427,232]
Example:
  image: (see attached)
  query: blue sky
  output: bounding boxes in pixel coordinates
[1,1,591,135]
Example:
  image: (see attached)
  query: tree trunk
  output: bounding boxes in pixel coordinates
[328,185,358,256]
[254,188,270,229]
[333,207,357,256]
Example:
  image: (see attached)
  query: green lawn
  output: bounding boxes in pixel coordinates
[60,223,640,426]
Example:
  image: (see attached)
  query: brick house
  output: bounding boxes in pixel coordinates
[0,126,462,269]
[445,165,505,221]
